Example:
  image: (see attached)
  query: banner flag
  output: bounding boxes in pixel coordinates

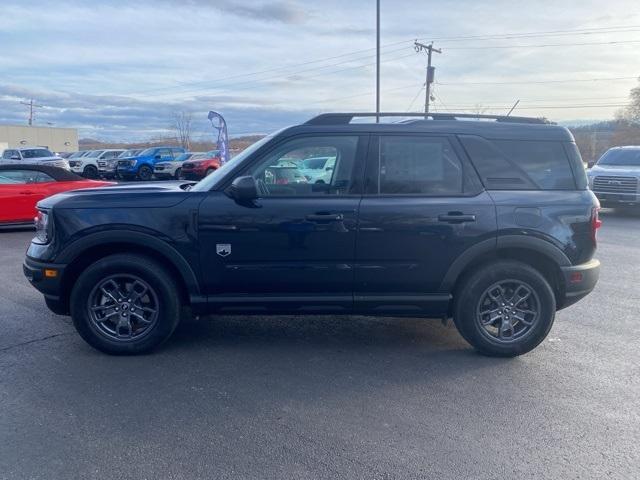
[207,111,229,164]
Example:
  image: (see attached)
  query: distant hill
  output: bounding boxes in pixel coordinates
[568,120,640,162]
[79,134,266,155]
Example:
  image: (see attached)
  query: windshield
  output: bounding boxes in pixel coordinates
[191,133,276,192]
[302,157,332,169]
[86,150,105,158]
[68,151,86,159]
[20,149,54,158]
[597,148,640,166]
[176,153,193,162]
[119,149,138,158]
[139,148,157,157]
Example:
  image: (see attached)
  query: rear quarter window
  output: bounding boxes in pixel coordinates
[459,135,577,190]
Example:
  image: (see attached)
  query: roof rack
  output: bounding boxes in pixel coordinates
[305,112,552,126]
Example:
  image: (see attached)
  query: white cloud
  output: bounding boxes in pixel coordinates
[0,0,639,139]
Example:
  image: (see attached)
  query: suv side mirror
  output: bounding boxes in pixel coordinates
[154,154,161,160]
[230,176,259,202]
[587,161,595,168]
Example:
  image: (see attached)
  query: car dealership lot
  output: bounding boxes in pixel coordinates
[0,211,638,479]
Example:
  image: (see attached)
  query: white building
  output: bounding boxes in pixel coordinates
[0,124,79,154]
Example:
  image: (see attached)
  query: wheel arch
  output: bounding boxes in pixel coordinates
[440,236,570,308]
[56,231,201,311]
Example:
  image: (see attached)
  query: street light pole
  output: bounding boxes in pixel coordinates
[376,0,380,123]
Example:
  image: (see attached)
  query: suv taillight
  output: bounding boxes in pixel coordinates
[590,207,602,244]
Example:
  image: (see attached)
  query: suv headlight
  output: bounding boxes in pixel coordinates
[34,210,51,244]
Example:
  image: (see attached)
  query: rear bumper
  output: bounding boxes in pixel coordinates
[558,259,600,309]
[23,256,66,302]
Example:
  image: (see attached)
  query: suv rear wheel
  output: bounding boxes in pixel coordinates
[453,260,556,357]
[70,254,181,355]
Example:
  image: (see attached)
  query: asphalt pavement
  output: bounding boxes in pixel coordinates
[0,210,638,480]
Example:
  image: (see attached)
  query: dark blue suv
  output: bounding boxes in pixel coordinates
[116,146,185,180]
[24,113,601,356]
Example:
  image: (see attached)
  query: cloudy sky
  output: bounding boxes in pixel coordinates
[1,0,639,141]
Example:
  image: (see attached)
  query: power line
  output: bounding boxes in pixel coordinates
[437,76,638,85]
[136,51,419,101]
[417,25,640,43]
[444,39,640,50]
[406,85,425,111]
[124,25,640,97]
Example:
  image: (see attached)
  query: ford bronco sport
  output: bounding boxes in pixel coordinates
[24,112,601,356]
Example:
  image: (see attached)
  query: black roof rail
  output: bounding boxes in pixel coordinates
[305,112,552,126]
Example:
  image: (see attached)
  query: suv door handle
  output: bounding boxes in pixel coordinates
[306,213,344,222]
[438,212,476,223]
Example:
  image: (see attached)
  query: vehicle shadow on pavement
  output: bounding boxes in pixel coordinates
[163,314,510,367]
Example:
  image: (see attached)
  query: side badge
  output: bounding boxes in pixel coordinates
[216,244,231,257]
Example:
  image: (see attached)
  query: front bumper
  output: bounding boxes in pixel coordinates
[98,161,117,174]
[182,169,205,179]
[593,191,640,207]
[23,256,66,302]
[558,259,600,309]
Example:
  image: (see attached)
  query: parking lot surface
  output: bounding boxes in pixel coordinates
[0,210,639,480]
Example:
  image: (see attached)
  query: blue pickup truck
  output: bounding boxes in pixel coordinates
[116,146,186,180]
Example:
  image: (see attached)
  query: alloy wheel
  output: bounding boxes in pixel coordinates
[475,279,540,343]
[87,274,159,342]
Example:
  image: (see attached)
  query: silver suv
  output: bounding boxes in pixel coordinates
[1,147,69,170]
[588,146,640,208]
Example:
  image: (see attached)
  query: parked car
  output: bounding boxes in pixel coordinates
[1,147,69,170]
[67,151,91,160]
[98,149,143,178]
[0,164,114,227]
[24,112,600,357]
[587,146,640,209]
[180,150,222,180]
[154,152,201,180]
[69,149,124,179]
[265,165,308,185]
[116,146,186,180]
[297,156,336,183]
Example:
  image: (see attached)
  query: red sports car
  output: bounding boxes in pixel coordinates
[0,164,114,226]
[180,149,222,180]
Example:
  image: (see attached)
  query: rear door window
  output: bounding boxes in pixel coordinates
[373,135,464,195]
[459,135,576,190]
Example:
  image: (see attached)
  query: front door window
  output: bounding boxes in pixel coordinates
[244,136,359,196]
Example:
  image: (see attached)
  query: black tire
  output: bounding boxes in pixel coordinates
[70,254,181,355]
[138,165,153,181]
[83,165,98,179]
[205,167,215,176]
[453,260,556,357]
[174,167,182,180]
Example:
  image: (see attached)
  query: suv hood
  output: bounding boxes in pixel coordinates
[38,181,197,210]
[589,165,640,176]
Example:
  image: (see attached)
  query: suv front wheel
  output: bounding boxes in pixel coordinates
[453,260,556,357]
[70,254,181,355]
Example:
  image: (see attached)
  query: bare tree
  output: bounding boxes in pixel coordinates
[171,112,192,150]
[627,77,640,122]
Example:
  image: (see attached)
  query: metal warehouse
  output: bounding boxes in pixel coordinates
[0,124,79,153]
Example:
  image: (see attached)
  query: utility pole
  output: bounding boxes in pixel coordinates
[414,41,441,115]
[20,99,44,126]
[375,0,380,123]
